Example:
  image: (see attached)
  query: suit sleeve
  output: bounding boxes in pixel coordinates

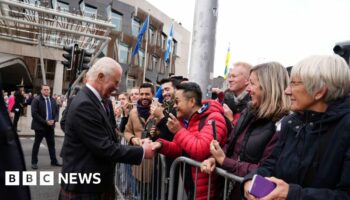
[173,112,227,161]
[31,98,47,126]
[74,101,143,165]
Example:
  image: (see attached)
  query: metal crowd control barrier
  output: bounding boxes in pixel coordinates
[167,156,244,200]
[114,146,168,200]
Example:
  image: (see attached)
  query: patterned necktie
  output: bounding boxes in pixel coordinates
[102,99,110,115]
[46,97,53,120]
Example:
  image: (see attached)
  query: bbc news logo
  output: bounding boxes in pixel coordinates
[5,171,101,186]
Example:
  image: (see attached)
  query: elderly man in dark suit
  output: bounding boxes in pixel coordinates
[59,57,155,200]
[31,84,60,169]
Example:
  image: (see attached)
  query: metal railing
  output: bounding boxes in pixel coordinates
[114,153,244,200]
[167,156,244,200]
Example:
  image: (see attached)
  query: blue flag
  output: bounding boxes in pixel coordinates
[132,16,149,57]
[164,24,173,63]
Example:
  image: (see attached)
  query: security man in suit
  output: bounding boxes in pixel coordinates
[31,84,61,169]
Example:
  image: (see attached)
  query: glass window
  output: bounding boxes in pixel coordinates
[36,59,56,80]
[138,50,145,68]
[159,61,165,74]
[149,26,155,45]
[132,18,140,37]
[85,4,97,18]
[118,43,129,64]
[57,1,69,12]
[150,55,159,71]
[111,11,122,31]
[28,0,36,5]
[161,33,166,49]
[173,40,177,55]
[127,77,136,89]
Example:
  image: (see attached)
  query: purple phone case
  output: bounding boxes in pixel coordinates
[249,175,276,198]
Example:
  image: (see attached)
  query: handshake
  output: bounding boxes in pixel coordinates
[139,138,163,159]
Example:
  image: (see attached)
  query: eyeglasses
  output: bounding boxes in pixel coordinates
[289,81,304,87]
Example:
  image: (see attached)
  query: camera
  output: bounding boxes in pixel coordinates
[142,119,156,138]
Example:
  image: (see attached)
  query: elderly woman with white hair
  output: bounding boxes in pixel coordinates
[242,55,350,200]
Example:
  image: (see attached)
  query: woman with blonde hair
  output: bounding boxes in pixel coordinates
[201,62,290,199]
[243,55,350,200]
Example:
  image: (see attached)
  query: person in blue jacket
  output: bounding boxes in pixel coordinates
[242,55,350,200]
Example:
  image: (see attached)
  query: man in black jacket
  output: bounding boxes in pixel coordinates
[12,85,25,132]
[59,57,154,200]
[31,84,60,169]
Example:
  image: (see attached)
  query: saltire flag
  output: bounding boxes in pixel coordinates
[223,45,231,79]
[132,16,150,56]
[164,24,173,63]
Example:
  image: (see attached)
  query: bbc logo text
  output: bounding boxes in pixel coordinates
[5,171,101,186]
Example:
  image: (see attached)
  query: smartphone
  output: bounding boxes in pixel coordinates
[249,175,276,198]
[211,120,217,140]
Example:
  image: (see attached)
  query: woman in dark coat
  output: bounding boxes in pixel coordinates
[243,55,350,200]
[201,62,290,199]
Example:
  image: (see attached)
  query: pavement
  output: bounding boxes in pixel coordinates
[17,106,65,137]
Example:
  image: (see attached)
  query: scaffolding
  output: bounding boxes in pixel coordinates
[0,0,114,62]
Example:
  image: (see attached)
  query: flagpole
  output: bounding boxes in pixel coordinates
[168,39,173,75]
[142,15,150,83]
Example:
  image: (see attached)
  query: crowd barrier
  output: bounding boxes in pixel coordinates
[115,151,244,200]
[167,156,244,200]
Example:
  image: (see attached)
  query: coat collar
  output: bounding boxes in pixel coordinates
[82,86,117,141]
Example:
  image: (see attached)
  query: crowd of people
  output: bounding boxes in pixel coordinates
[3,54,350,200]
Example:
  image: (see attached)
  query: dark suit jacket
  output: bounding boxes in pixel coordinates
[0,83,30,200]
[31,95,59,131]
[61,86,144,193]
[12,90,25,112]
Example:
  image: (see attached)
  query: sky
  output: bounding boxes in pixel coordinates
[146,0,350,77]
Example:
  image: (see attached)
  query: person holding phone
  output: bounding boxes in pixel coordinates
[242,55,350,200]
[152,82,228,200]
[201,62,290,199]
[115,92,131,133]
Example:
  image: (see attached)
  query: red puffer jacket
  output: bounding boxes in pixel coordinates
[159,100,228,200]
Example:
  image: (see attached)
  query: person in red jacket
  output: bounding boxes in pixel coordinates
[152,82,228,200]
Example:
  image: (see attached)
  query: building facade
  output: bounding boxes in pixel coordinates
[0,0,190,94]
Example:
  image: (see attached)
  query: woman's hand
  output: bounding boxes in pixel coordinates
[243,177,289,200]
[223,103,233,122]
[200,157,216,174]
[243,180,259,200]
[260,177,289,200]
[210,140,226,165]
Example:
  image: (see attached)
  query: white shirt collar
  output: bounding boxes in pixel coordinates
[86,83,103,102]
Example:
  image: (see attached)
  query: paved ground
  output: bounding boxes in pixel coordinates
[17,106,64,200]
[17,106,64,137]
[20,137,64,200]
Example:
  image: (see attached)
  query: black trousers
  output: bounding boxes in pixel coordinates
[13,110,21,132]
[31,128,58,164]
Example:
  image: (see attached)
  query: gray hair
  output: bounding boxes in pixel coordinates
[86,57,120,81]
[291,55,350,102]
